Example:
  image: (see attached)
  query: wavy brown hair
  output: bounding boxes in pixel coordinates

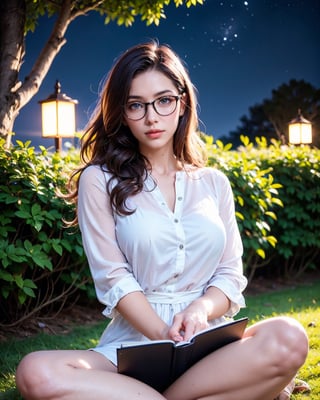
[66,41,206,222]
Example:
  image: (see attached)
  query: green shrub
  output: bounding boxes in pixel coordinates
[1,136,319,325]
[0,139,93,326]
[206,135,320,279]
[257,140,320,277]
[206,136,282,280]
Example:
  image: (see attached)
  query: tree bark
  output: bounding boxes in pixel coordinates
[0,0,25,143]
[0,0,73,145]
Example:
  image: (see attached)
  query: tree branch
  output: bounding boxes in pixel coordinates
[17,0,73,110]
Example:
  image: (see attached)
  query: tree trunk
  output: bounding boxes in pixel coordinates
[0,0,72,146]
[0,0,25,143]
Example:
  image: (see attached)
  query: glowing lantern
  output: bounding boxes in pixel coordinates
[288,109,312,145]
[39,81,78,151]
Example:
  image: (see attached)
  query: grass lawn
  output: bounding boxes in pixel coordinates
[1,278,319,399]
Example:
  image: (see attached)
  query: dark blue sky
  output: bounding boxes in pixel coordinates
[14,0,320,149]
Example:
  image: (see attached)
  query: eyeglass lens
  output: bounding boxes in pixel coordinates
[125,96,179,120]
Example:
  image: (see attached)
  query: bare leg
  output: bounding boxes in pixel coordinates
[164,316,308,400]
[16,349,166,400]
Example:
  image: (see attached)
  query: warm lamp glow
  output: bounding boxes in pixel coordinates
[41,101,76,137]
[288,109,312,145]
[39,81,78,151]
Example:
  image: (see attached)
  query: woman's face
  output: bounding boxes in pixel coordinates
[123,69,185,156]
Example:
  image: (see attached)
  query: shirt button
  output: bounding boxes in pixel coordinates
[179,244,184,250]
[177,196,183,201]
[174,218,179,223]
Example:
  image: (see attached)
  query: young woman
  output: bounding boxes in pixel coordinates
[16,41,308,400]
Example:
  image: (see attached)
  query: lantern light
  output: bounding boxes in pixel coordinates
[288,109,312,145]
[39,80,78,152]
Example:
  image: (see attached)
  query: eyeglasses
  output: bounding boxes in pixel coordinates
[124,95,182,121]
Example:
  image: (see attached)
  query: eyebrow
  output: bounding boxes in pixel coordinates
[127,89,176,101]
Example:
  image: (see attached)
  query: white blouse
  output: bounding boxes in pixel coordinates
[78,165,247,364]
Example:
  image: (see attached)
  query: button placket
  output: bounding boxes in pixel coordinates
[145,174,170,211]
[173,172,185,275]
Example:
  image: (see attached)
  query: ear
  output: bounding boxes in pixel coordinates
[179,92,187,117]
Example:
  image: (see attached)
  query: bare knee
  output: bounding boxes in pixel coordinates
[274,317,308,369]
[16,351,58,400]
[257,316,309,375]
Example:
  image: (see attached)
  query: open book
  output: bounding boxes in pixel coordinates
[117,317,248,392]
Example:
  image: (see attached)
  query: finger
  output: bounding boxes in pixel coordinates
[182,320,196,342]
[169,315,184,342]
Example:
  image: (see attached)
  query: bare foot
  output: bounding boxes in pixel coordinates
[274,378,311,400]
[275,379,295,400]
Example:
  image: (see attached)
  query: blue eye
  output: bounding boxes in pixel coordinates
[157,96,174,107]
[127,102,144,111]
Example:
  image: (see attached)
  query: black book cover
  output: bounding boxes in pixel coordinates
[117,317,248,392]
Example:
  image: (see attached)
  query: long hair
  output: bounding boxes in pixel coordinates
[66,41,206,221]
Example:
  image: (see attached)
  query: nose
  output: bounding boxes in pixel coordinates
[144,103,158,123]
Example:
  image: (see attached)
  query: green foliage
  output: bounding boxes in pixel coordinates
[0,139,92,325]
[1,136,319,325]
[206,136,283,280]
[257,141,320,277]
[205,135,320,280]
[25,0,203,31]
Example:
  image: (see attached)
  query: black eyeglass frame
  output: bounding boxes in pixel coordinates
[123,95,183,121]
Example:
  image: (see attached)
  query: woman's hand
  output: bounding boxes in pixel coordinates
[168,287,231,342]
[168,301,209,342]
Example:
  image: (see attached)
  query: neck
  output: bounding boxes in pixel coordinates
[152,166,178,177]
[145,153,181,176]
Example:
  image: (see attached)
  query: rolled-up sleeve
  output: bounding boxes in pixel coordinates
[78,165,143,317]
[206,171,247,317]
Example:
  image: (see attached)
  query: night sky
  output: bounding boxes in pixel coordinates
[14,0,320,149]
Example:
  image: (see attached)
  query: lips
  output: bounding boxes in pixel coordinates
[145,130,163,139]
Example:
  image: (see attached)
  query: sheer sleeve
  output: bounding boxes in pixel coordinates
[206,170,247,317]
[78,165,143,317]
